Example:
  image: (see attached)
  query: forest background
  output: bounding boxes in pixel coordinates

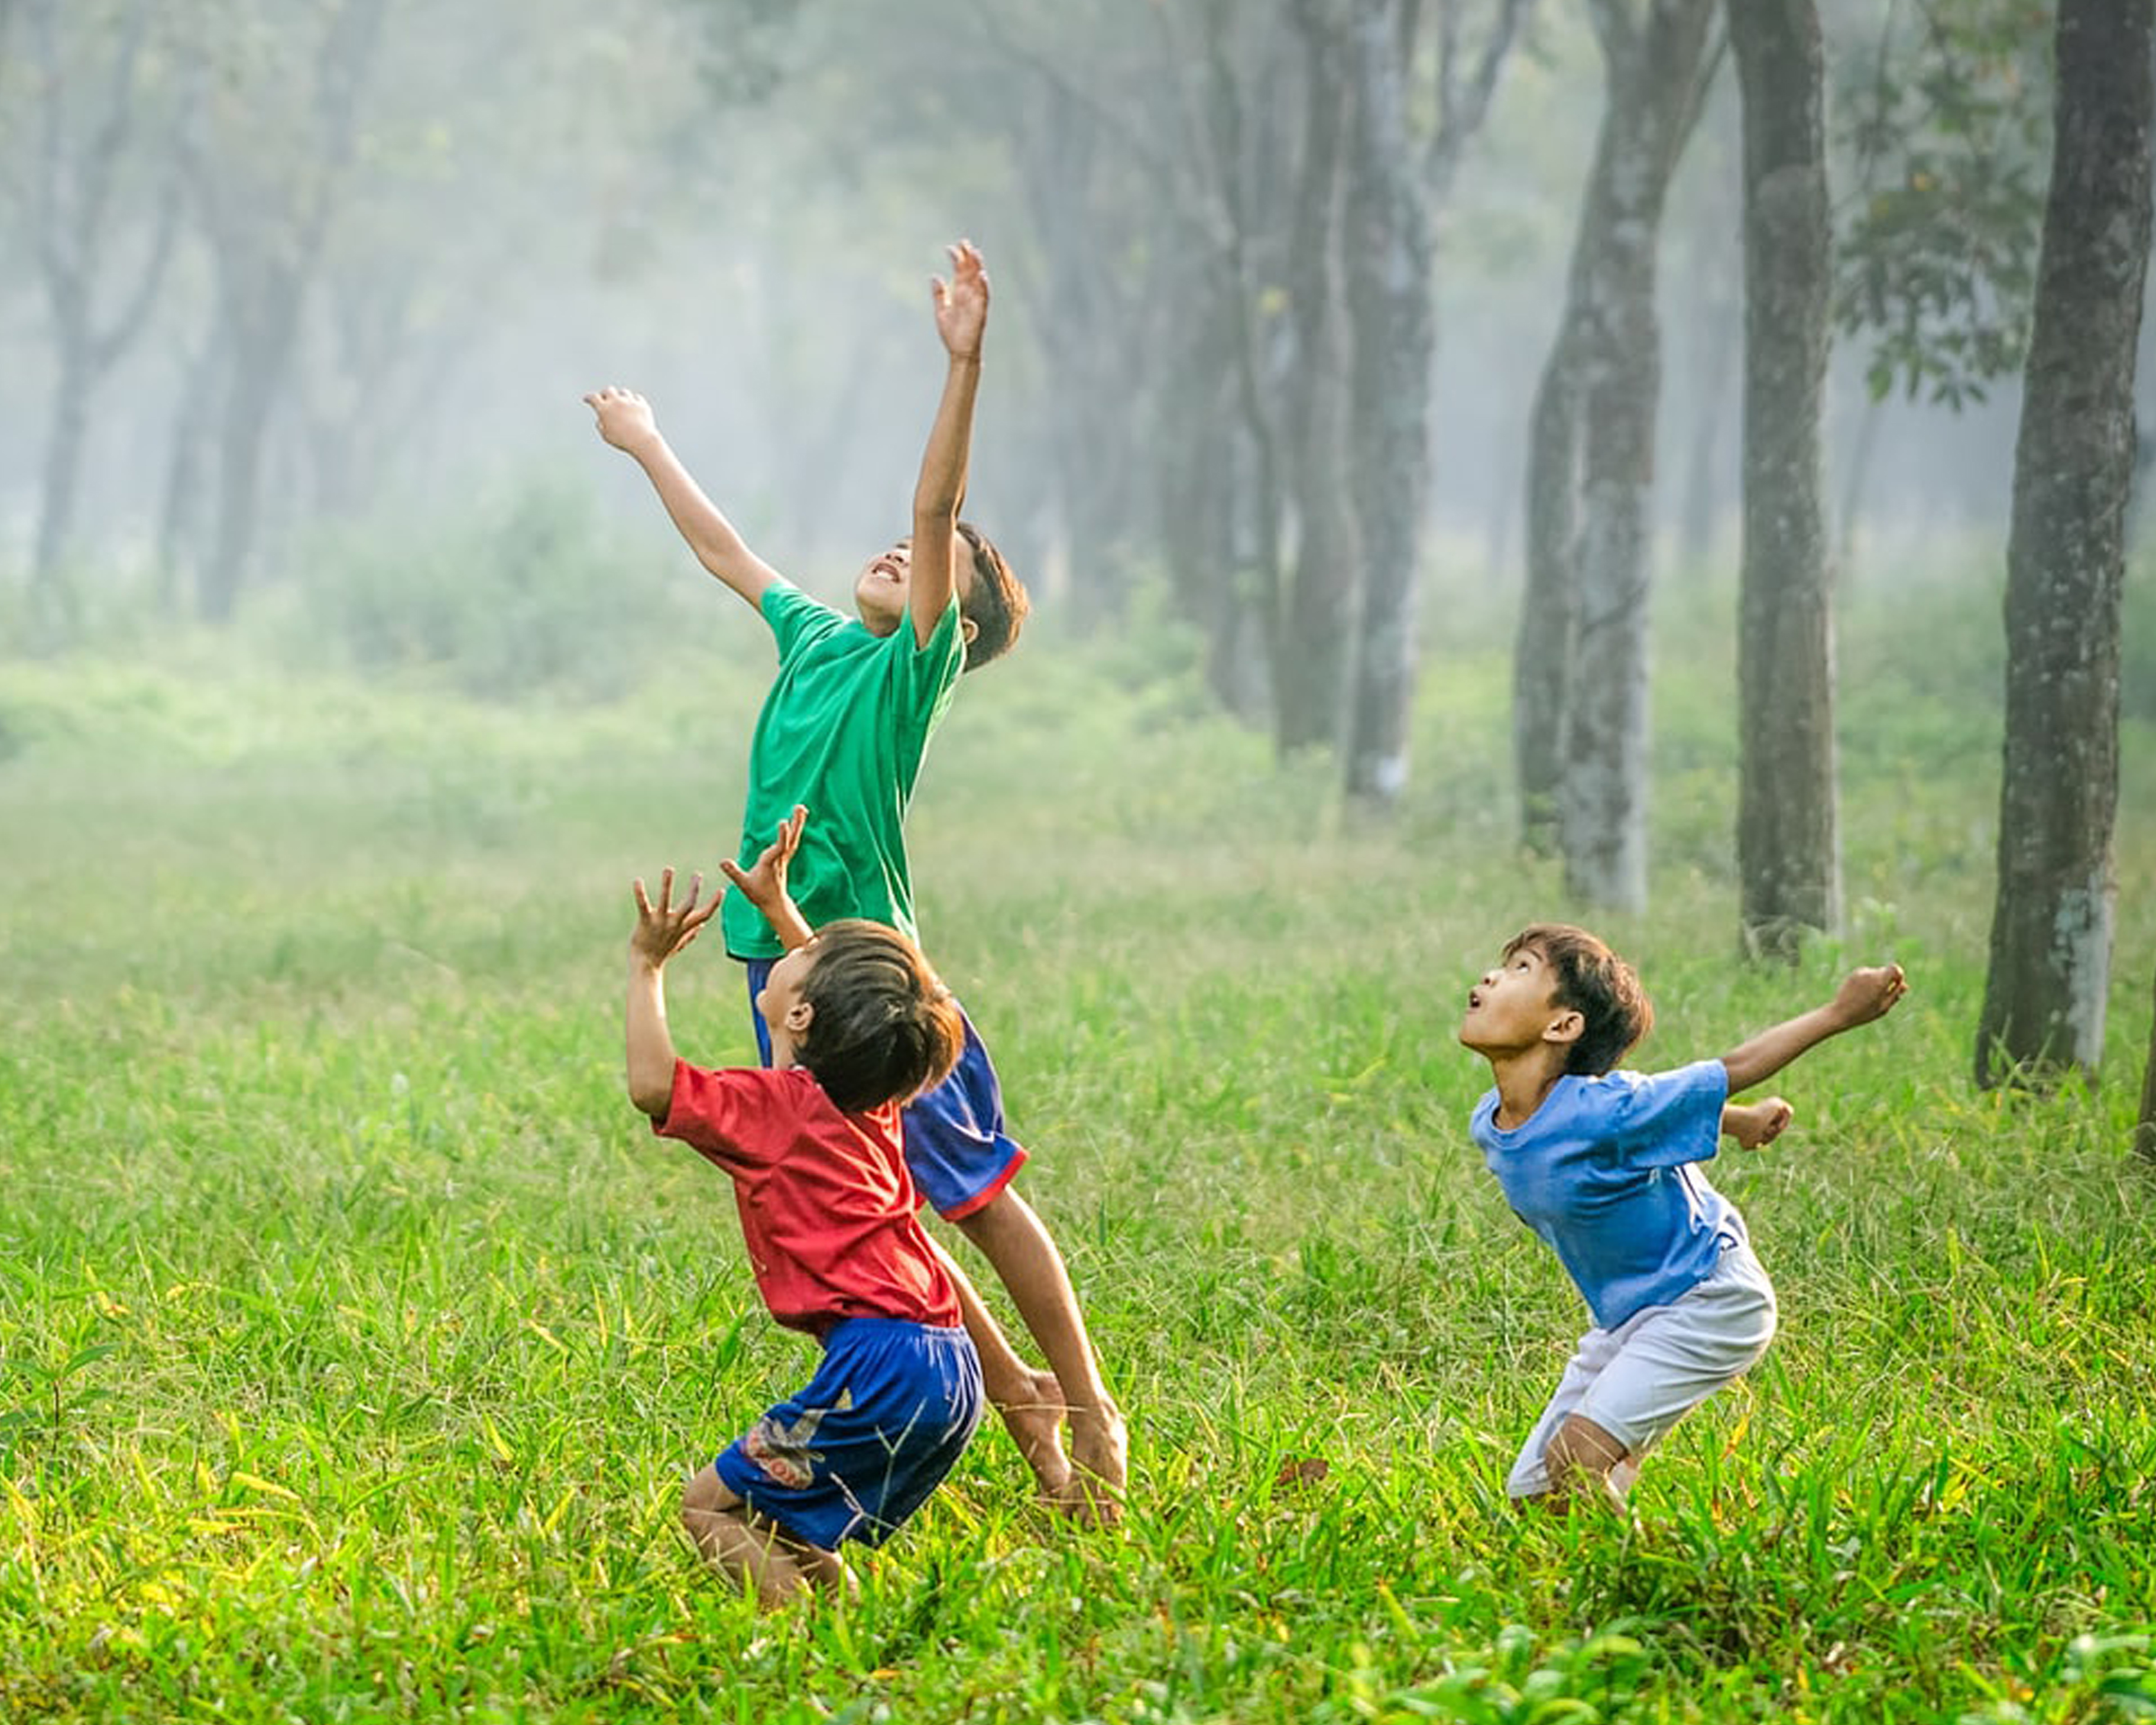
[2,1,2154,1720]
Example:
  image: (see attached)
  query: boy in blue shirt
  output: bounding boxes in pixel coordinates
[1459,922,1907,1509]
[586,241,1124,1520]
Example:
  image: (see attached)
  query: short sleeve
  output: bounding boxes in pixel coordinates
[1610,1059,1729,1170]
[651,1061,781,1171]
[886,593,965,740]
[761,579,843,664]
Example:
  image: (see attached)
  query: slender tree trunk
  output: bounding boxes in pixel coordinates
[1277,0,1356,756]
[201,270,299,625]
[1341,0,1432,809]
[25,0,182,639]
[29,323,92,643]
[155,319,222,614]
[1517,329,1582,853]
[1551,0,1718,911]
[1976,0,2151,1086]
[1730,0,1839,957]
[194,0,386,624]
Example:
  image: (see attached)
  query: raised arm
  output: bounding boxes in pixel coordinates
[718,803,813,952]
[909,241,988,650]
[625,867,721,1117]
[1720,964,1908,1095]
[585,387,782,609]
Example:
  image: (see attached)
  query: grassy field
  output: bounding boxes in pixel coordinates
[2,566,2154,1723]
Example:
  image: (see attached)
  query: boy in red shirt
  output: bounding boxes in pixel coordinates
[627,808,980,1606]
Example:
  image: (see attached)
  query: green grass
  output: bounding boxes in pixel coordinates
[1,571,2153,1723]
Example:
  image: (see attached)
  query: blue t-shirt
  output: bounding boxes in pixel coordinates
[1470,1058,1745,1331]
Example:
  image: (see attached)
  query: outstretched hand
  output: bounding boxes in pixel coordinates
[1832,964,1909,1030]
[630,867,718,967]
[932,240,989,360]
[719,804,806,915]
[584,385,657,453]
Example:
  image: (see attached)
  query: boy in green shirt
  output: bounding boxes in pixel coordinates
[586,240,1124,1520]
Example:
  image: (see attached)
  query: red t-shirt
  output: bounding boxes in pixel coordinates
[652,1060,961,1336]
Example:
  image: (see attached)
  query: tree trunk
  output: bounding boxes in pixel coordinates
[1550,0,1718,911]
[29,318,92,646]
[1730,0,1840,958]
[1976,0,2152,1086]
[200,265,301,625]
[1276,0,1356,756]
[193,0,387,624]
[25,0,182,640]
[1518,326,1583,854]
[1341,0,1432,809]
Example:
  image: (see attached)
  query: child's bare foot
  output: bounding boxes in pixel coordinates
[997,1369,1073,1503]
[1061,1400,1128,1528]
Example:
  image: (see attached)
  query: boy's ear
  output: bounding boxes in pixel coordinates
[958,614,979,647]
[1541,1008,1585,1049]
[783,1000,813,1036]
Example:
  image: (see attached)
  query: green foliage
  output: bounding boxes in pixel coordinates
[288,474,694,703]
[1,559,2154,1720]
[1831,0,2051,408]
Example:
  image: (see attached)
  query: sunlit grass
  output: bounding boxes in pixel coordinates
[1,572,2153,1721]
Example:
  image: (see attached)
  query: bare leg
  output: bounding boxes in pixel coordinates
[926,1235,1074,1504]
[953,1189,1126,1524]
[680,1465,847,1608]
[1540,1413,1632,1515]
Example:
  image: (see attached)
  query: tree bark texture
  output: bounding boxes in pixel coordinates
[1729,0,1840,957]
[1541,0,1717,910]
[1976,0,2151,1086]
[1341,0,1433,809]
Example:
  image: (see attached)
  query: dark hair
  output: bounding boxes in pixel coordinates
[795,919,965,1113]
[955,521,1029,672]
[1504,922,1654,1076]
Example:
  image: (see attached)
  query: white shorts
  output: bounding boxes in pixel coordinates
[1507,1241,1778,1499]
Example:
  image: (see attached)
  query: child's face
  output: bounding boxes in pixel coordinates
[756,938,822,1063]
[1458,942,1568,1058]
[852,536,975,636]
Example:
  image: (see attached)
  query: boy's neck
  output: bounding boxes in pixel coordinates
[1488,1047,1569,1130]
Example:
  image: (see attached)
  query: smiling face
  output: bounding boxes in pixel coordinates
[851,536,982,641]
[852,539,916,634]
[1458,941,1576,1061]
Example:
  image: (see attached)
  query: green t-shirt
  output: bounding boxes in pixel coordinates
[721,579,967,960]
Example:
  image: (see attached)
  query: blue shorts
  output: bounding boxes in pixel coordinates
[745,960,1029,1220]
[714,1318,983,1551]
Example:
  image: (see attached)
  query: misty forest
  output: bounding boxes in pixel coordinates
[3,0,2155,1720]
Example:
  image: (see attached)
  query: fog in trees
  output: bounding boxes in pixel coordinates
[2,0,2149,1127]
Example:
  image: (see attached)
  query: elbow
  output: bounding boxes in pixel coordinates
[627,1063,675,1120]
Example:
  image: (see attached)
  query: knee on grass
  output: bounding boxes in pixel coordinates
[679,1469,846,1607]
[1542,1413,1632,1509]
